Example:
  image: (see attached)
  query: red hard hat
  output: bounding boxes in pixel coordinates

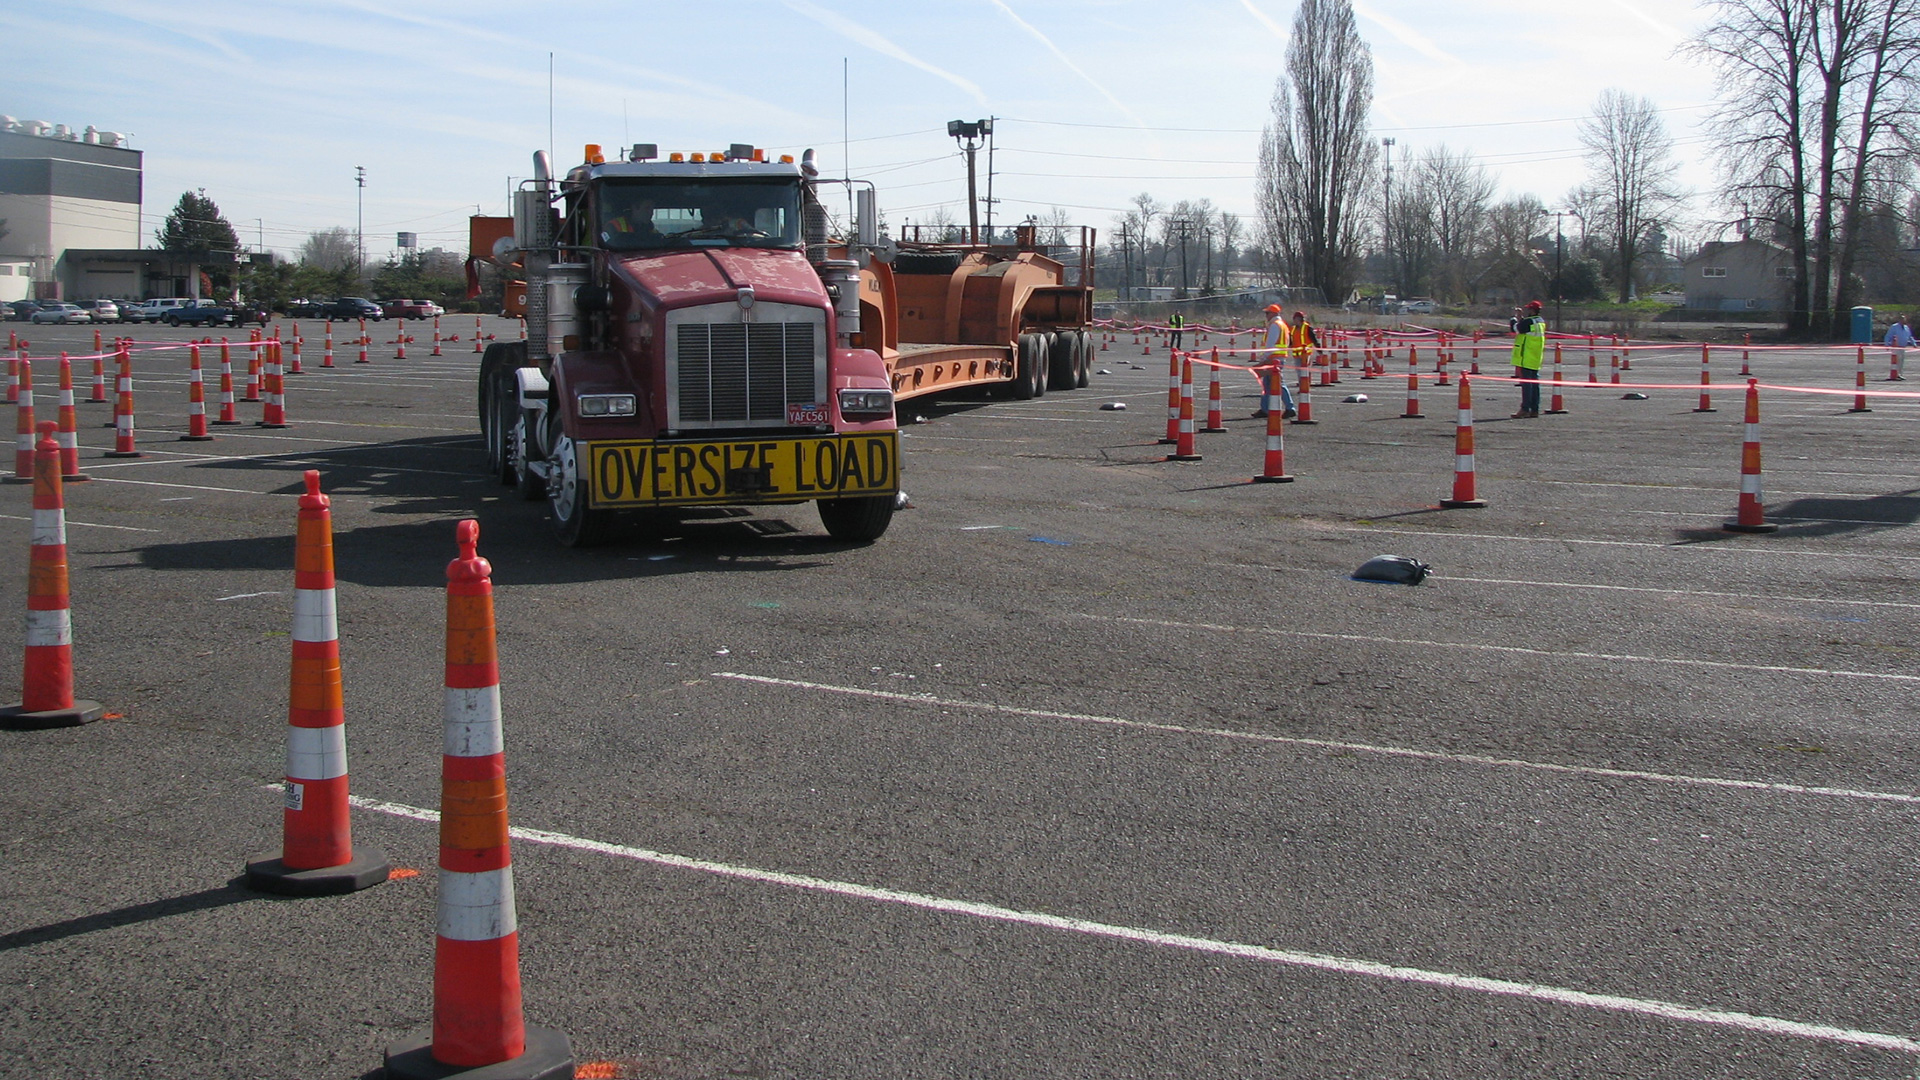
[1293,310,1306,319]
[1525,300,1543,311]
[1265,304,1281,314]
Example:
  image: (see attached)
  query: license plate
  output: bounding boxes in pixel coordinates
[587,433,899,507]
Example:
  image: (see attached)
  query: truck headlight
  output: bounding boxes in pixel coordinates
[577,393,636,417]
[837,388,894,419]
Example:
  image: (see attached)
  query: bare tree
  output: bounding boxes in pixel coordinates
[1473,196,1548,301]
[1418,146,1496,302]
[1216,211,1244,292]
[298,227,358,273]
[1579,90,1684,302]
[1385,145,1438,298]
[1255,0,1378,302]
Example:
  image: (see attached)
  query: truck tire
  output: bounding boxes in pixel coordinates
[1073,330,1092,388]
[549,433,611,547]
[1048,330,1078,392]
[1013,332,1047,400]
[478,343,524,485]
[892,251,964,275]
[818,495,894,542]
[511,411,545,501]
[164,315,180,327]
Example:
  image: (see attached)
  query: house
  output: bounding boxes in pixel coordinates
[1683,239,1792,312]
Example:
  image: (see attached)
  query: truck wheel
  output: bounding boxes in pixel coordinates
[1073,330,1092,388]
[511,411,545,501]
[1048,331,1078,392]
[818,495,894,542]
[549,434,610,547]
[1013,333,1046,400]
[479,343,524,485]
[165,315,179,327]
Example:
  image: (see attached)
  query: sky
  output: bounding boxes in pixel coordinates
[5,0,1724,261]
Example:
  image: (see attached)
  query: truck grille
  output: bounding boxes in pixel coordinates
[674,320,821,426]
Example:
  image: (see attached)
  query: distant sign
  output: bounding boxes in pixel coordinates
[396,232,418,248]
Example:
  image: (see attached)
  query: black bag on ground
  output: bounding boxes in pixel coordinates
[1352,555,1431,585]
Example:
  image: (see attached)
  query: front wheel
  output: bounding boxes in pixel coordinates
[164,315,180,327]
[549,433,611,547]
[818,494,895,542]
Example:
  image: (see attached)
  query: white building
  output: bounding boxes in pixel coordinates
[0,118,142,297]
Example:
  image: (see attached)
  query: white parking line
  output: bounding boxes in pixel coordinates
[1087,613,1920,683]
[348,793,1920,1056]
[0,513,159,533]
[710,672,1920,805]
[1337,526,1920,562]
[1217,563,1920,611]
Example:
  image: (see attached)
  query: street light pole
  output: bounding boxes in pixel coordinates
[1554,209,1565,332]
[355,165,366,282]
[1381,137,1395,306]
[947,119,992,245]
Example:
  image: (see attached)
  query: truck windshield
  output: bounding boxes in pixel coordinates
[599,180,802,252]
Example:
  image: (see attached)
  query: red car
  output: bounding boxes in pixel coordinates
[381,298,442,320]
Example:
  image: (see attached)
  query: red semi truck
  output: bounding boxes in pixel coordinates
[472,140,1093,546]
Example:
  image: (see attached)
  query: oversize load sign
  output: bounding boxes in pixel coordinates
[588,433,899,507]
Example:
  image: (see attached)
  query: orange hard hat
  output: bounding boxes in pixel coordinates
[1265,304,1281,314]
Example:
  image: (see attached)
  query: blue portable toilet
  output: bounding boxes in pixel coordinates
[1852,306,1875,344]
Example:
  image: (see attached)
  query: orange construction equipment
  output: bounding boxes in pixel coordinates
[182,344,214,441]
[1545,345,1567,415]
[1850,347,1872,412]
[383,520,574,1080]
[54,355,84,482]
[259,341,289,429]
[1166,356,1201,461]
[1440,376,1486,509]
[1253,401,1294,484]
[1401,346,1423,419]
[11,356,33,481]
[245,471,392,896]
[106,347,141,458]
[1202,348,1226,433]
[1724,380,1779,534]
[1694,344,1716,412]
[0,421,103,729]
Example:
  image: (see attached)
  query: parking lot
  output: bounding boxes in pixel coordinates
[2,318,1919,1078]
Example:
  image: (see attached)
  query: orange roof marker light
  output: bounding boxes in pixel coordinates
[779,154,794,164]
[668,152,685,163]
[583,143,604,164]
[752,148,766,162]
[690,153,706,163]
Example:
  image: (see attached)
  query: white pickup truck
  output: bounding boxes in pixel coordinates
[124,298,194,323]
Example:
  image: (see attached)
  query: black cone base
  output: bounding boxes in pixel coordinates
[1252,474,1295,484]
[1440,498,1487,509]
[0,699,104,730]
[1723,521,1780,534]
[384,1026,573,1080]
[244,847,390,896]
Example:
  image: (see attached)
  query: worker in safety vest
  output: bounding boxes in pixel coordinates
[1510,299,1546,418]
[1168,311,1185,351]
[1253,304,1297,418]
[1289,310,1318,371]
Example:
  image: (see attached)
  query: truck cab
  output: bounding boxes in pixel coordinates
[477,144,899,546]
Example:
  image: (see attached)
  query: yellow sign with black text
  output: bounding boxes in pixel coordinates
[587,433,899,507]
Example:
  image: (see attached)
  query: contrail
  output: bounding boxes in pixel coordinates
[984,0,1143,126]
[784,0,988,106]
[1239,0,1288,42]
[1351,0,1466,68]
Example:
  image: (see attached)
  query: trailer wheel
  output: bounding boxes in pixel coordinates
[549,434,610,547]
[1013,333,1046,400]
[818,495,894,542]
[510,411,545,501]
[1073,330,1092,388]
[1048,330,1079,392]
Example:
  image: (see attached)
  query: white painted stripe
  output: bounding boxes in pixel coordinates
[1334,526,1920,563]
[348,794,1920,1055]
[1088,613,1920,684]
[436,866,518,941]
[24,608,69,647]
[31,508,65,548]
[709,672,1920,807]
[291,588,336,643]
[444,685,504,757]
[286,723,347,781]
[214,591,279,602]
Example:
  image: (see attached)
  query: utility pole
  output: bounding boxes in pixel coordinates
[1119,222,1133,301]
[355,165,366,282]
[1381,137,1395,307]
[1172,218,1192,299]
[948,119,991,244]
[1554,209,1566,332]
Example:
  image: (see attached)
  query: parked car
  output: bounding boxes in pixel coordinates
[381,298,442,320]
[231,301,271,327]
[125,298,194,323]
[315,297,384,321]
[283,298,322,319]
[75,299,121,323]
[163,301,235,327]
[1403,299,1436,315]
[4,300,42,322]
[30,302,91,325]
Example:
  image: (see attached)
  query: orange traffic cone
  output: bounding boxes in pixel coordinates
[384,520,573,1080]
[246,471,391,896]
[105,348,141,458]
[259,341,288,428]
[1724,380,1779,534]
[1440,376,1486,508]
[182,344,214,441]
[55,354,86,481]
[1165,356,1201,461]
[11,355,34,481]
[1253,400,1294,483]
[0,421,104,729]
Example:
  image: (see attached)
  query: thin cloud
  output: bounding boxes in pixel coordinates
[1351,1,1465,68]
[983,0,1143,126]
[1602,0,1684,40]
[1239,0,1288,42]
[783,0,987,106]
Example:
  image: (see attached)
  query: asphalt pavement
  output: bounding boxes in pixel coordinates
[2,318,1918,1078]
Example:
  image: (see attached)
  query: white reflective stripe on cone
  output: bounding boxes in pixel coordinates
[286,723,348,781]
[437,867,518,941]
[32,508,65,547]
[25,608,70,647]
[291,588,337,642]
[15,433,29,453]
[1456,454,1475,472]
[1742,473,1763,497]
[444,685,504,757]
[1458,410,1472,425]
[1746,424,1760,441]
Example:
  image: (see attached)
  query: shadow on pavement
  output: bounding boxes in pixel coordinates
[1672,489,1920,544]
[0,879,264,953]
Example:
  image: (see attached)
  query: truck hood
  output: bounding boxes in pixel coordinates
[613,247,828,309]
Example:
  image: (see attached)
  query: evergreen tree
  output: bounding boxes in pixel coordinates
[156,190,241,255]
